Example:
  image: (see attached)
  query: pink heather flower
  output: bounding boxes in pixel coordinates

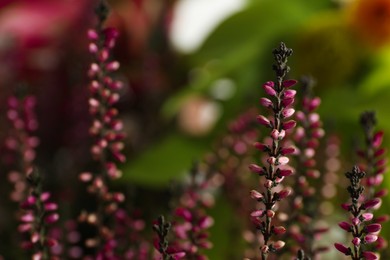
[278,168,293,177]
[362,213,374,221]
[198,216,214,229]
[271,129,285,140]
[365,223,381,233]
[250,190,263,200]
[338,221,352,232]
[257,115,272,127]
[334,243,350,255]
[363,198,381,209]
[362,251,379,260]
[277,188,292,199]
[352,237,361,246]
[272,240,286,250]
[284,89,297,99]
[273,226,286,235]
[282,120,296,130]
[282,79,297,88]
[248,164,265,175]
[282,108,295,118]
[254,142,268,151]
[364,234,378,244]
[251,210,264,217]
[280,146,295,155]
[260,98,273,108]
[263,81,276,96]
[278,156,289,165]
[372,131,384,148]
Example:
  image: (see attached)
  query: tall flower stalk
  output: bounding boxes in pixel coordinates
[79,0,127,256]
[358,111,388,251]
[287,76,328,258]
[6,94,59,259]
[249,42,297,259]
[334,166,382,260]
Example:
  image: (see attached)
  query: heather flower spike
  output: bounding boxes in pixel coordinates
[20,169,59,259]
[80,0,128,256]
[359,111,388,251]
[250,42,296,260]
[288,76,328,258]
[334,166,382,260]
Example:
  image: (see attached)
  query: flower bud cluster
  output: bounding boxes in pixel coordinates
[20,169,59,260]
[249,42,296,259]
[5,95,39,202]
[79,1,128,256]
[287,77,328,257]
[358,111,388,251]
[171,164,214,259]
[334,166,382,260]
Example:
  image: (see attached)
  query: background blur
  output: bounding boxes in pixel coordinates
[1,0,390,258]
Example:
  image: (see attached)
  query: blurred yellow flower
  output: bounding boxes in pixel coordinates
[348,0,390,47]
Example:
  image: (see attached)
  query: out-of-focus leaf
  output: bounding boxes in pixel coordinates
[122,134,208,187]
[359,47,390,95]
[163,0,329,119]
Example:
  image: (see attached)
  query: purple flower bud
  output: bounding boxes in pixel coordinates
[362,251,378,260]
[341,203,351,211]
[352,217,360,226]
[282,120,296,130]
[198,216,214,229]
[373,131,384,148]
[363,198,380,209]
[250,190,263,200]
[278,168,294,177]
[248,164,265,175]
[375,148,386,157]
[277,188,292,199]
[334,243,350,255]
[267,157,277,165]
[273,240,286,250]
[87,29,99,40]
[362,213,374,222]
[44,203,58,211]
[352,237,361,246]
[365,223,381,233]
[89,43,98,53]
[250,210,264,217]
[264,180,273,189]
[282,79,297,88]
[260,98,273,108]
[365,234,378,244]
[281,146,295,155]
[282,108,295,118]
[308,97,321,111]
[263,81,276,96]
[175,208,192,221]
[284,89,296,99]
[254,142,268,151]
[282,97,294,107]
[376,214,389,223]
[278,156,289,165]
[257,115,271,127]
[273,226,286,235]
[338,221,352,232]
[45,213,59,224]
[266,210,275,218]
[106,61,120,71]
[271,129,285,140]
